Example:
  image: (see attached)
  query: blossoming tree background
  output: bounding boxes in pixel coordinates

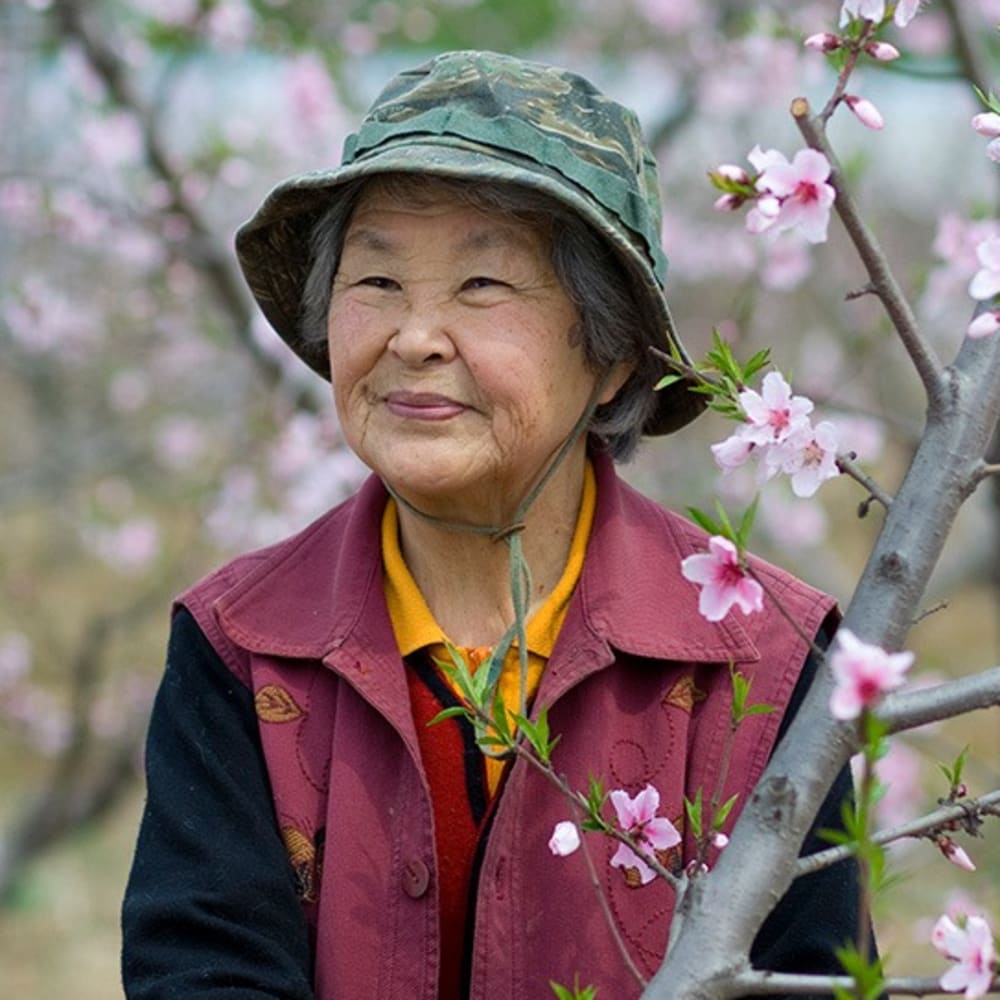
[1,0,999,996]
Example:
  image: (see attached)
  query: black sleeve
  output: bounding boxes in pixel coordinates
[748,617,880,999]
[121,608,314,999]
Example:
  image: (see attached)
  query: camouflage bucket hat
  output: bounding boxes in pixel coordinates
[236,50,703,435]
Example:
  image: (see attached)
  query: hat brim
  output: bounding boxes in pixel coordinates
[235,140,704,435]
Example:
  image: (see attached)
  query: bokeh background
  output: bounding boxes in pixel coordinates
[1,1,998,996]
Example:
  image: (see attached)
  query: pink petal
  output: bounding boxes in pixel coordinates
[630,784,661,825]
[698,583,737,622]
[968,312,1000,339]
[792,148,833,183]
[733,576,764,615]
[645,816,682,852]
[610,788,639,828]
[972,112,1000,139]
[609,842,657,885]
[548,821,581,857]
[680,551,718,586]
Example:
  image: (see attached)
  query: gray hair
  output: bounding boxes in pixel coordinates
[301,174,661,460]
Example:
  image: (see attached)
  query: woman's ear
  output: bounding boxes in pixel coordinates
[598,362,635,405]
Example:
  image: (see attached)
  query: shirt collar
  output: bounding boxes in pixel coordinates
[382,461,597,658]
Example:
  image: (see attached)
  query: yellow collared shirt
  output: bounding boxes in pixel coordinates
[382,463,596,794]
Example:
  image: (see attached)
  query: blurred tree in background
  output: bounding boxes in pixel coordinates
[1,1,998,996]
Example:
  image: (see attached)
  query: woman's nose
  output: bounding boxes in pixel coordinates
[387,298,457,365]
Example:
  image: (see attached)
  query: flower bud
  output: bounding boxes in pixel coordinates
[711,831,729,849]
[713,193,744,212]
[938,837,976,872]
[973,112,1000,138]
[715,163,751,184]
[804,32,841,52]
[967,310,1000,339]
[548,820,581,857]
[845,94,885,130]
[864,40,900,61]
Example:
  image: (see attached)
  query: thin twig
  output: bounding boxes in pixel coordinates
[734,969,1000,996]
[49,0,313,407]
[978,462,1000,481]
[746,567,828,665]
[797,788,1000,876]
[880,667,1000,735]
[836,451,894,512]
[791,98,947,409]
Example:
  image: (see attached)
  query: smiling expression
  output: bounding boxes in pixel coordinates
[326,182,620,521]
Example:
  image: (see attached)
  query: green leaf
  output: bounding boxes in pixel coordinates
[713,793,739,830]
[742,703,776,717]
[712,498,737,541]
[686,506,723,536]
[426,706,470,727]
[684,789,703,839]
[742,348,772,382]
[736,494,760,549]
[655,373,684,391]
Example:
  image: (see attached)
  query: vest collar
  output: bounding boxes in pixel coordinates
[212,452,758,668]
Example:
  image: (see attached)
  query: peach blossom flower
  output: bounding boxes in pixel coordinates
[681,536,764,622]
[829,629,914,720]
[609,785,681,885]
[932,913,996,999]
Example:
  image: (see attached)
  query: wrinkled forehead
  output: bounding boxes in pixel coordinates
[344,174,555,254]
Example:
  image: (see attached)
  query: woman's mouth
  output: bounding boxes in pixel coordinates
[384,391,468,421]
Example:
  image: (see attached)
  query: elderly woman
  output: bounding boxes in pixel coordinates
[122,51,861,1000]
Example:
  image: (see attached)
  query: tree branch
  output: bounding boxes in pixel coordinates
[48,0,313,406]
[837,452,895,512]
[734,969,1000,996]
[797,788,1000,876]
[791,98,947,410]
[880,667,1000,734]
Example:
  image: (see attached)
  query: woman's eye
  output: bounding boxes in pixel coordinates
[462,276,511,292]
[357,276,398,290]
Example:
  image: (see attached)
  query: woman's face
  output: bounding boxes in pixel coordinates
[327,183,621,519]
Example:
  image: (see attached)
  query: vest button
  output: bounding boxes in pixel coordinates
[401,858,430,899]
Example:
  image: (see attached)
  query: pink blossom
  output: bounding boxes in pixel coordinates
[711,832,729,849]
[609,784,681,886]
[750,146,835,244]
[939,838,977,872]
[972,112,1000,138]
[681,536,764,622]
[894,0,922,26]
[968,311,1000,339]
[932,914,996,999]
[548,821,581,857]
[760,234,814,290]
[968,237,1000,299]
[829,629,914,720]
[865,40,901,60]
[845,95,885,130]
[715,163,751,184]
[804,32,841,52]
[840,0,887,26]
[710,431,755,472]
[714,193,744,212]
[739,371,814,446]
[773,420,840,498]
[987,138,1000,163]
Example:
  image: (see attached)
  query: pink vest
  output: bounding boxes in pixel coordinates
[179,453,836,999]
